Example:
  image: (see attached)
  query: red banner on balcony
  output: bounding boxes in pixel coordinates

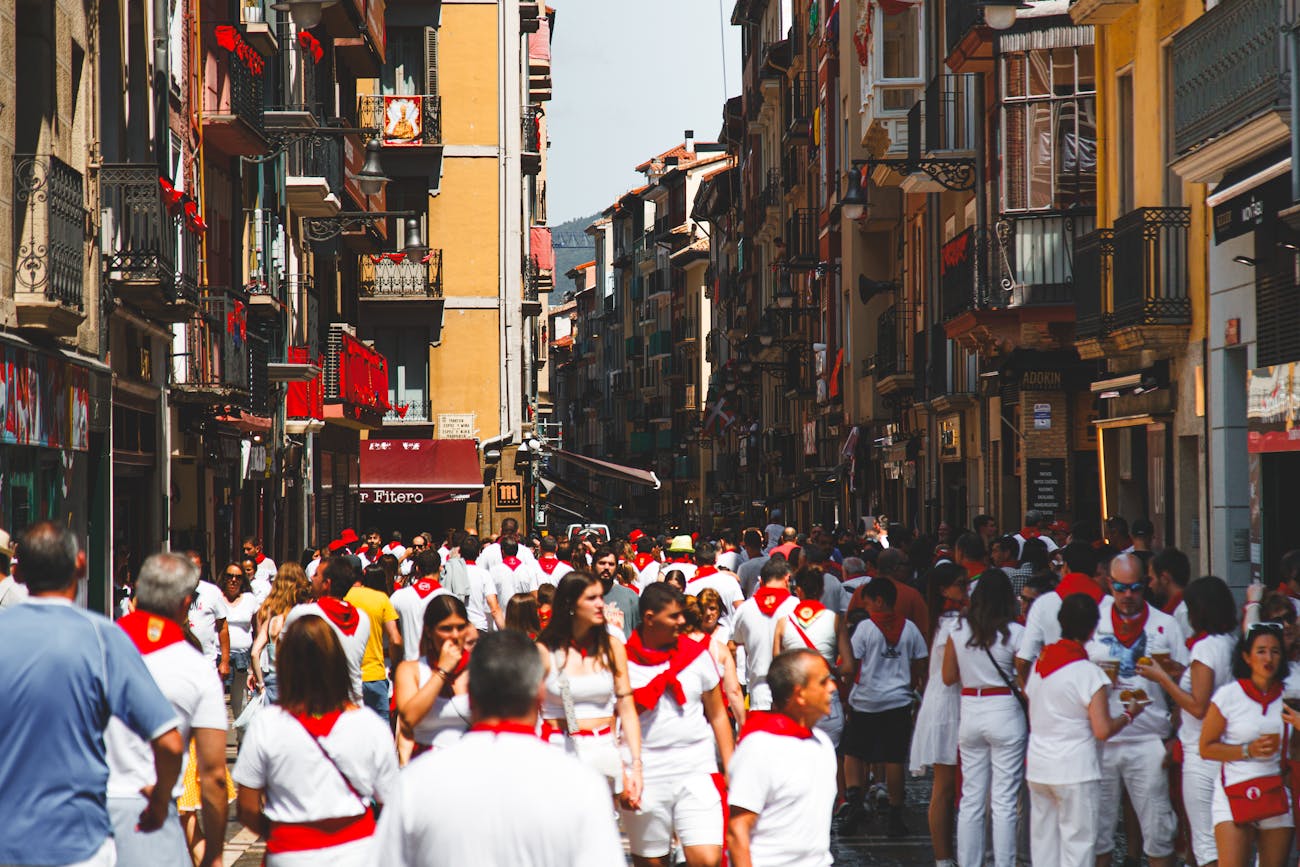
[286,346,324,421]
[338,332,392,412]
[530,226,554,272]
[214,25,265,75]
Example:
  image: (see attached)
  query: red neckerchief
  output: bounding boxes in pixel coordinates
[1239,677,1284,713]
[464,560,477,566]
[413,577,442,599]
[823,561,843,578]
[291,708,343,738]
[694,565,719,579]
[501,556,522,570]
[1020,527,1041,540]
[1035,639,1089,678]
[738,710,814,743]
[869,610,905,646]
[1162,590,1183,617]
[470,720,541,739]
[753,586,791,617]
[316,597,361,636]
[118,610,187,654]
[255,553,267,565]
[1111,603,1150,648]
[633,553,656,572]
[625,631,709,713]
[792,600,826,626]
[538,555,563,575]
[667,554,693,564]
[1056,572,1105,604]
[942,597,965,614]
[1186,631,1207,651]
[439,649,470,698]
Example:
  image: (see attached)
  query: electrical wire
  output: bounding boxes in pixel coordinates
[718,0,729,99]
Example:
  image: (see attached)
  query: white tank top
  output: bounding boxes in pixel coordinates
[541,648,616,721]
[412,662,472,748]
[778,604,838,665]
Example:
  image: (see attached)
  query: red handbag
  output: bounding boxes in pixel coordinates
[1222,771,1289,823]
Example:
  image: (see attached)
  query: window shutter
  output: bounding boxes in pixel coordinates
[424,27,439,95]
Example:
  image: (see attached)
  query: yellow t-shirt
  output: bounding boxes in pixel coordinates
[345,586,398,682]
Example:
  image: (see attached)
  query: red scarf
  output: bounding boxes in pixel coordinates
[1020,527,1041,540]
[694,565,719,579]
[118,610,187,654]
[1111,604,1149,648]
[413,577,442,599]
[438,649,470,698]
[1162,590,1183,617]
[502,556,522,571]
[538,555,563,576]
[1186,631,1208,651]
[942,597,965,614]
[1055,572,1105,604]
[792,600,826,626]
[738,710,814,743]
[869,610,905,646]
[1239,677,1284,713]
[753,587,791,617]
[316,597,361,636]
[255,553,267,565]
[625,631,709,713]
[538,605,552,630]
[633,553,657,572]
[1035,639,1089,678]
[470,720,542,739]
[291,708,343,738]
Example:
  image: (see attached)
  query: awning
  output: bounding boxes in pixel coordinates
[359,438,484,505]
[554,449,661,489]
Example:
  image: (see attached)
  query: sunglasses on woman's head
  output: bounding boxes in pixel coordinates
[1249,621,1287,635]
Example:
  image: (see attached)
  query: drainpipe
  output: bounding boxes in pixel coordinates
[1291,24,1300,204]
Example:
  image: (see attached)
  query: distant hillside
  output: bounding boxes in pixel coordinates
[550,211,599,298]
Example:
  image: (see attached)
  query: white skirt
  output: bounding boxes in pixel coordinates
[266,835,376,867]
[909,676,961,774]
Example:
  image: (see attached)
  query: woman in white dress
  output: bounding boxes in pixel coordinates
[908,562,967,867]
[393,595,473,764]
[234,615,398,866]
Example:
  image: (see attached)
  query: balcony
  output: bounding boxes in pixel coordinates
[359,251,443,300]
[994,210,1096,307]
[646,271,670,302]
[784,209,818,270]
[332,0,386,78]
[945,0,994,74]
[204,26,268,157]
[323,326,390,429]
[874,306,915,395]
[383,398,433,426]
[763,168,781,211]
[1073,229,1113,358]
[523,256,544,316]
[100,164,200,320]
[522,106,544,175]
[784,72,814,143]
[173,289,251,403]
[1171,0,1297,181]
[625,336,643,358]
[901,73,976,194]
[285,135,343,217]
[358,94,443,147]
[12,154,85,336]
[630,430,653,455]
[1109,207,1192,349]
[782,144,808,194]
[648,330,673,360]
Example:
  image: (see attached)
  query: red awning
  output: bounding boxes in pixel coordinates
[359,438,484,505]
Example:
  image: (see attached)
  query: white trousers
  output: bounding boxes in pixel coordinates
[1182,749,1220,867]
[957,696,1026,867]
[1028,779,1099,867]
[1095,737,1176,858]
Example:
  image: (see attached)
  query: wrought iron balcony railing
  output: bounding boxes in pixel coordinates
[384,398,432,424]
[359,252,444,299]
[1073,228,1113,340]
[874,305,906,378]
[14,154,84,309]
[994,210,1096,307]
[1111,207,1192,328]
[940,226,988,321]
[784,209,818,269]
[284,135,343,195]
[763,168,782,208]
[357,94,443,146]
[785,73,814,141]
[100,163,200,308]
[176,288,251,397]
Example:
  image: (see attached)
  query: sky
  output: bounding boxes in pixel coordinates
[547,1,742,224]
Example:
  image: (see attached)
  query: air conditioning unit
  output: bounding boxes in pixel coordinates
[323,323,356,398]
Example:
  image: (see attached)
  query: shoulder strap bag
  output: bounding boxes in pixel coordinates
[983,643,1029,716]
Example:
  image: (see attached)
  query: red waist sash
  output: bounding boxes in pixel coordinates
[265,808,375,853]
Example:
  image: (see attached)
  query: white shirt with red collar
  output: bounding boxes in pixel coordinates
[285,599,372,700]
[535,555,573,586]
[490,557,540,603]
[730,588,800,710]
[254,553,278,584]
[478,542,538,573]
[630,553,661,589]
[390,577,450,662]
[661,560,696,584]
[1085,598,1188,743]
[624,633,722,781]
[777,600,837,665]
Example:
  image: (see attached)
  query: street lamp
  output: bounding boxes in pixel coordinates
[977,0,1029,30]
[774,270,795,309]
[271,0,338,30]
[754,317,775,348]
[841,169,868,221]
[356,138,390,197]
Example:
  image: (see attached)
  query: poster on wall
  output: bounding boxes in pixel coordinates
[0,344,90,452]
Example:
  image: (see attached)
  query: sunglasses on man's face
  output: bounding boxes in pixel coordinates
[1112,581,1146,594]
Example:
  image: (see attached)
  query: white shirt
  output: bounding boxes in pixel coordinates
[685,569,744,629]
[1179,633,1236,757]
[250,575,272,604]
[534,556,573,586]
[1013,531,1058,553]
[848,618,927,713]
[948,620,1024,689]
[464,563,499,631]
[254,557,277,584]
[410,663,471,748]
[728,729,836,867]
[187,581,228,665]
[1172,599,1192,638]
[373,730,624,867]
[631,557,661,590]
[1211,679,1288,787]
[390,583,450,662]
[777,604,838,665]
[490,559,540,604]
[731,593,800,709]
[838,575,871,613]
[627,648,721,780]
[717,550,742,573]
[382,542,407,561]
[737,555,770,598]
[232,705,397,822]
[284,601,372,700]
[106,638,226,798]
[224,593,259,654]
[478,542,537,573]
[1024,657,1110,785]
[662,562,697,584]
[1086,599,1188,742]
[0,575,28,608]
[1016,588,1067,664]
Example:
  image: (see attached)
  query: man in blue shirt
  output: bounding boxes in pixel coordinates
[0,522,182,866]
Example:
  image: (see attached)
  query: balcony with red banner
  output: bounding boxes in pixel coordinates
[321,327,391,429]
[285,345,325,433]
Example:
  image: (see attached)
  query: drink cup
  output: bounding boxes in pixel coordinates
[1259,723,1283,756]
[1098,659,1120,687]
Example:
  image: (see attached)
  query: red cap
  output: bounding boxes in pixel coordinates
[340,528,359,545]
[1048,520,1070,533]
[328,538,347,553]
[628,529,645,543]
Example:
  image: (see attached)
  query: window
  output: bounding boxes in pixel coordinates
[382,27,437,95]
[876,4,924,112]
[1117,71,1134,214]
[368,326,430,418]
[1001,46,1097,212]
[1162,45,1182,207]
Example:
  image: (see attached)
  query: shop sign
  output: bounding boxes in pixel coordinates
[438,413,475,439]
[1019,370,1062,391]
[1033,403,1052,430]
[1026,458,1066,511]
[939,415,962,462]
[0,344,90,452]
[496,480,523,508]
[1213,175,1287,245]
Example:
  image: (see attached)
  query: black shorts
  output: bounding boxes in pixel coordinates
[841,704,912,764]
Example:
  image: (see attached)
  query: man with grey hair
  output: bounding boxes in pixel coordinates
[831,556,870,615]
[374,631,623,866]
[1013,509,1058,553]
[0,522,183,867]
[108,552,229,866]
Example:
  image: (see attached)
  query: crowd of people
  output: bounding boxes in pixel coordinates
[7,508,1300,866]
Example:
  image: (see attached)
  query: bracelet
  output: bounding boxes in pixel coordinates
[433,668,451,680]
[616,690,633,699]
[1243,742,1252,760]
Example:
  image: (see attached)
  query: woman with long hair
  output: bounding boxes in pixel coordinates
[233,616,397,865]
[682,590,746,724]
[221,563,258,731]
[1135,575,1238,867]
[1201,624,1295,867]
[377,553,400,592]
[250,562,311,702]
[505,592,542,638]
[943,570,1026,867]
[537,571,643,806]
[392,595,473,763]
